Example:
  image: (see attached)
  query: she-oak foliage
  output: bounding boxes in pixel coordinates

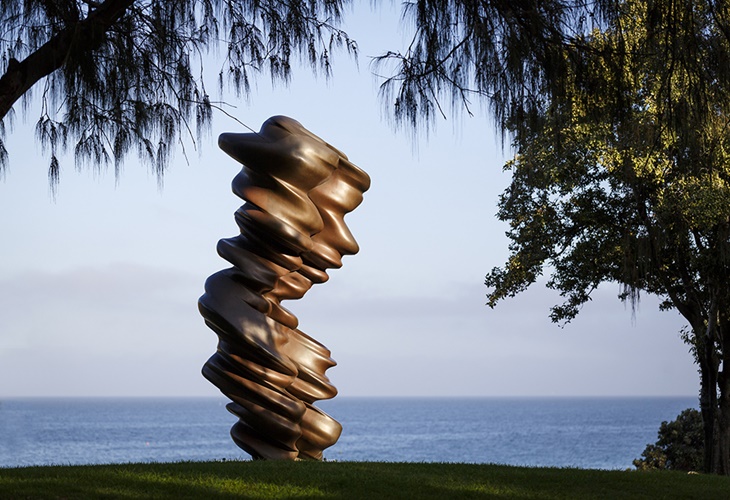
[376,0,730,475]
[0,0,355,189]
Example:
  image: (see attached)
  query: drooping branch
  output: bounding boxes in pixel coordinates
[0,0,135,120]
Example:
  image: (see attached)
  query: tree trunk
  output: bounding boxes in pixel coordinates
[0,0,134,120]
[693,306,730,474]
[718,367,730,475]
[717,310,730,475]
[699,344,718,473]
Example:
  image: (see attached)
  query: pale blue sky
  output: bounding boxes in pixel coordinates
[0,2,696,397]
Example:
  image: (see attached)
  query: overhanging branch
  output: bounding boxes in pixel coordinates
[0,0,135,120]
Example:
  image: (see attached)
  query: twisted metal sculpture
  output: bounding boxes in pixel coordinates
[199,116,370,460]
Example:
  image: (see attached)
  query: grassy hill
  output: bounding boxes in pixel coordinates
[1,460,728,499]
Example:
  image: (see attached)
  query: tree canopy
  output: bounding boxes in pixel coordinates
[0,0,355,189]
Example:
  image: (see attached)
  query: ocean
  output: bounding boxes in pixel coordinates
[0,396,696,470]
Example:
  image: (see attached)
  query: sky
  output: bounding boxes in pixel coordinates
[0,3,698,398]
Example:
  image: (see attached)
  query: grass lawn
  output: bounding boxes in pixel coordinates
[1,460,728,499]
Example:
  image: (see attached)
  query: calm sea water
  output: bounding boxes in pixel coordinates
[0,396,696,470]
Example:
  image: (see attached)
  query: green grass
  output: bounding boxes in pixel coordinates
[1,461,729,499]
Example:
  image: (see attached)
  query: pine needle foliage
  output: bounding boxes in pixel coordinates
[0,0,356,190]
[374,1,614,137]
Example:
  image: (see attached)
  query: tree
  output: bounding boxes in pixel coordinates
[634,409,704,472]
[0,0,355,190]
[375,0,730,474]
[479,1,730,474]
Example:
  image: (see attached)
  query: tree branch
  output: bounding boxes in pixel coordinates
[0,0,135,120]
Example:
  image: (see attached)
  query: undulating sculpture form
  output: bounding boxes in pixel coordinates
[199,116,370,460]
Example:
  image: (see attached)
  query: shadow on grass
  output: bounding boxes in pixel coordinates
[1,461,729,499]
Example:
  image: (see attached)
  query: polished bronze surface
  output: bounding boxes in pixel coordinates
[199,116,370,460]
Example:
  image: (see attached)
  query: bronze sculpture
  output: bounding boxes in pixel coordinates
[199,116,370,460]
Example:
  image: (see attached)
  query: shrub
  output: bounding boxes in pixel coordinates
[633,408,704,471]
